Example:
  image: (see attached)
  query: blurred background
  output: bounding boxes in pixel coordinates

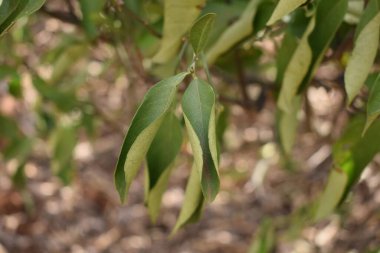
[0,0,379,252]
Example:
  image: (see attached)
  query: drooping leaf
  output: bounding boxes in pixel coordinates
[267,0,307,25]
[206,0,263,64]
[287,7,310,39]
[114,72,188,203]
[300,0,348,90]
[152,0,205,63]
[275,29,297,87]
[182,79,219,202]
[189,13,216,54]
[345,0,380,104]
[278,0,348,112]
[275,9,309,89]
[0,0,45,35]
[51,125,77,184]
[0,0,19,25]
[0,0,28,35]
[278,96,301,154]
[277,17,315,112]
[315,168,348,220]
[171,164,204,235]
[253,1,277,36]
[145,113,183,223]
[364,74,380,134]
[79,0,105,39]
[316,116,380,219]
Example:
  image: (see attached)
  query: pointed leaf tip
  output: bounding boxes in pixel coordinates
[190,13,216,54]
[114,72,188,203]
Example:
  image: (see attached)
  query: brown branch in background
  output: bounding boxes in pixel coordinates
[64,0,78,22]
[40,6,81,25]
[234,49,250,104]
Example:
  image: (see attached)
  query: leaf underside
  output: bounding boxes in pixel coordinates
[114,72,188,203]
[182,79,220,202]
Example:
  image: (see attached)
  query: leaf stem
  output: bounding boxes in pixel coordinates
[201,52,214,85]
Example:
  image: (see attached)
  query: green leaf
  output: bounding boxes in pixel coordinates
[8,73,22,98]
[287,7,310,39]
[114,72,188,203]
[345,0,380,104]
[12,163,27,190]
[277,16,315,112]
[0,0,45,35]
[152,0,205,63]
[50,43,89,84]
[278,0,348,112]
[301,0,348,88]
[79,0,105,39]
[17,0,46,18]
[206,0,263,64]
[267,0,307,25]
[216,106,229,148]
[171,164,205,235]
[201,1,246,49]
[315,168,348,220]
[364,74,380,134]
[145,113,183,223]
[275,28,298,86]
[0,113,21,140]
[0,0,28,35]
[0,0,19,25]
[51,126,77,184]
[278,96,301,154]
[316,116,380,219]
[248,220,275,253]
[275,9,309,88]
[253,1,277,35]
[3,137,32,162]
[182,79,219,202]
[190,13,216,55]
